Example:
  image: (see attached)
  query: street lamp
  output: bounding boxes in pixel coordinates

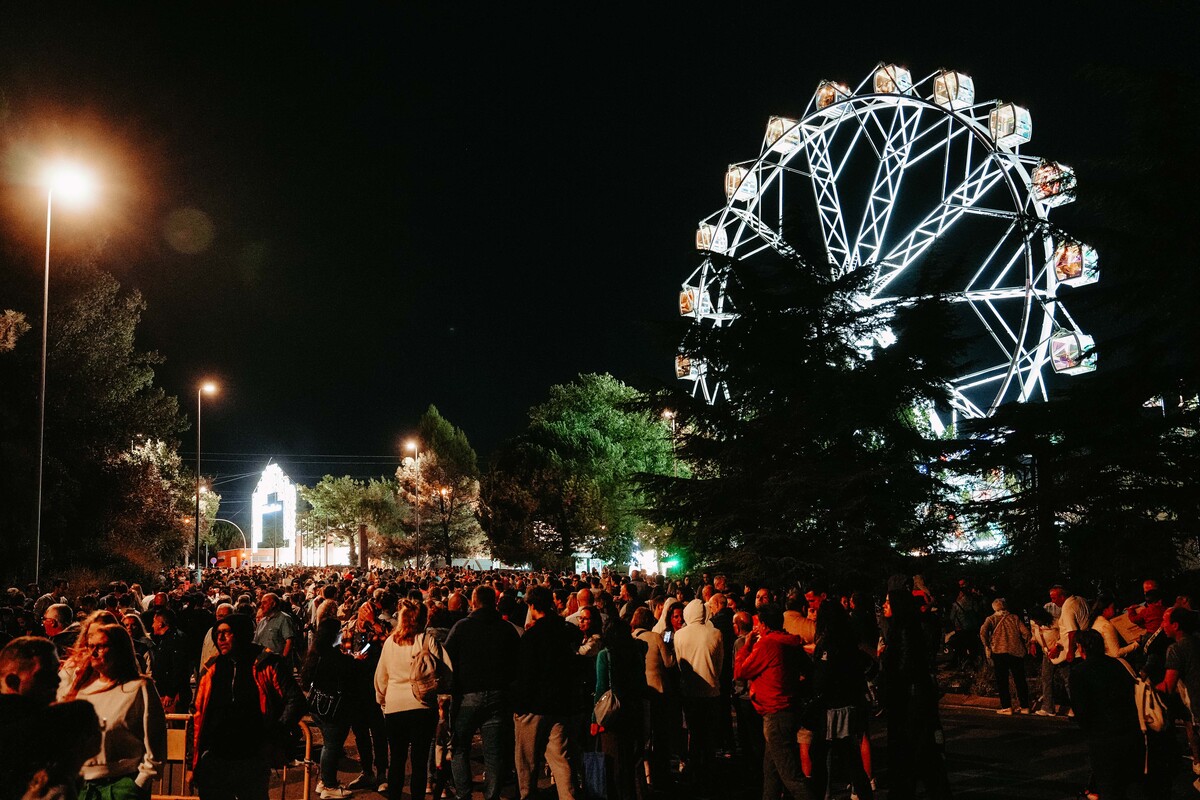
[195,381,217,585]
[661,409,678,478]
[34,161,95,586]
[406,439,421,567]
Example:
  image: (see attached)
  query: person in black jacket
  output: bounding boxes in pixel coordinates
[444,585,521,800]
[881,589,951,800]
[1070,629,1142,800]
[150,606,192,712]
[301,614,358,797]
[591,618,648,800]
[513,585,580,800]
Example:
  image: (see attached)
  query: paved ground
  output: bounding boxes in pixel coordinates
[264,700,1200,799]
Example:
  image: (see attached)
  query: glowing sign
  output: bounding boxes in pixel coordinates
[251,464,298,561]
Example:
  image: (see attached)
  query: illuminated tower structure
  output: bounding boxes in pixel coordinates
[251,464,298,566]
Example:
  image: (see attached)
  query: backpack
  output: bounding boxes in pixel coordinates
[410,633,447,705]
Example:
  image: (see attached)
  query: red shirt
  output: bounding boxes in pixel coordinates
[733,630,806,715]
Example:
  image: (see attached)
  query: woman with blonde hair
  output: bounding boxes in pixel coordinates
[59,623,168,797]
[60,610,119,685]
[374,599,452,799]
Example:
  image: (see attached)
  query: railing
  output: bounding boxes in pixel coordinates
[151,714,315,800]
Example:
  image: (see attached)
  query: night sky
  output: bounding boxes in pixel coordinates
[0,4,1193,528]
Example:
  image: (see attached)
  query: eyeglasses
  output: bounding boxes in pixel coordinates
[87,643,110,653]
[216,630,234,638]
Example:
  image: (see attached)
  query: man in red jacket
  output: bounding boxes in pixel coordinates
[734,603,813,799]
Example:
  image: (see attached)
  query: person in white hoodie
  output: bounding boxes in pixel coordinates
[672,598,724,784]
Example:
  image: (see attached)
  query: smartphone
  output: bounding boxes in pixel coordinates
[359,642,372,656]
[663,630,673,645]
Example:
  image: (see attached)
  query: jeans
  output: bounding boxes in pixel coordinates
[514,712,577,800]
[385,708,437,800]
[761,710,810,800]
[1039,657,1070,711]
[351,676,388,777]
[452,690,511,800]
[318,717,352,787]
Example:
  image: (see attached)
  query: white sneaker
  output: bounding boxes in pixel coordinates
[376,782,388,793]
[320,788,354,799]
[1067,708,1075,718]
[996,707,1013,715]
[1034,709,1051,716]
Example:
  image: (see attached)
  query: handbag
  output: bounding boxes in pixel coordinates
[308,684,343,720]
[582,741,607,800]
[592,651,621,728]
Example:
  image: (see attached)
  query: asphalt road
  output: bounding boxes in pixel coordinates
[279,703,1199,799]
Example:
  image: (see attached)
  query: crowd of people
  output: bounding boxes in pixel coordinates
[0,564,1193,799]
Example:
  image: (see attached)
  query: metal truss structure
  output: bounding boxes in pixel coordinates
[679,64,1097,432]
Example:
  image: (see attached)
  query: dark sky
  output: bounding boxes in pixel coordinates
[0,3,1193,528]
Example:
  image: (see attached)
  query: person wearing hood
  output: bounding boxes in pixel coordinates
[673,598,724,785]
[191,611,307,798]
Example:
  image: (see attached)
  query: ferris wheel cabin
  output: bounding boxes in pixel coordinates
[1052,241,1100,288]
[695,222,727,253]
[933,70,975,109]
[874,64,914,95]
[989,102,1032,148]
[724,165,757,202]
[1030,160,1077,207]
[1050,332,1097,376]
[814,80,852,116]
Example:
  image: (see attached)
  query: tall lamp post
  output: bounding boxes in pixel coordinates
[195,381,217,584]
[34,162,95,586]
[406,439,421,568]
[662,409,678,478]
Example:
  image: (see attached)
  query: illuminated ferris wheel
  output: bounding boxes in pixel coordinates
[677,63,1098,432]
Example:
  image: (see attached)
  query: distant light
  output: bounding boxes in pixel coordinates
[201,381,218,395]
[406,439,418,452]
[661,409,675,420]
[44,161,96,206]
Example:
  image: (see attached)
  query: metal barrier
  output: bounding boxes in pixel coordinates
[151,713,196,800]
[150,714,315,800]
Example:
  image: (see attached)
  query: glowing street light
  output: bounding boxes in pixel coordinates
[195,381,218,585]
[34,160,96,585]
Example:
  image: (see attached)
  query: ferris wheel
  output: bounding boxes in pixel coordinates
[677,63,1098,432]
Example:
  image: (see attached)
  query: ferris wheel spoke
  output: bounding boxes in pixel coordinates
[729,208,798,261]
[872,158,1008,296]
[851,103,925,269]
[802,124,852,269]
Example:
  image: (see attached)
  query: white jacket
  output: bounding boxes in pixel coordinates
[672,599,723,698]
[374,631,453,714]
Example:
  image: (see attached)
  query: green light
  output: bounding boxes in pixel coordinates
[663,558,679,569]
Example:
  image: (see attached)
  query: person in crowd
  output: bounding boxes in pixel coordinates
[122,613,154,675]
[948,582,987,668]
[1070,629,1142,800]
[347,589,394,791]
[41,602,80,659]
[191,612,307,798]
[811,601,874,800]
[302,604,359,799]
[150,606,193,712]
[566,588,599,627]
[880,589,951,800]
[198,602,235,674]
[590,617,648,800]
[1089,592,1138,660]
[1127,580,1165,636]
[733,603,810,799]
[1051,583,1090,665]
[375,598,453,800]
[674,597,724,785]
[1156,605,1200,783]
[60,610,120,688]
[61,623,168,797]
[254,592,299,659]
[577,606,603,656]
[443,585,520,800]
[0,636,101,800]
[513,585,579,800]
[707,591,736,757]
[729,610,763,795]
[632,606,678,791]
[980,598,1031,714]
